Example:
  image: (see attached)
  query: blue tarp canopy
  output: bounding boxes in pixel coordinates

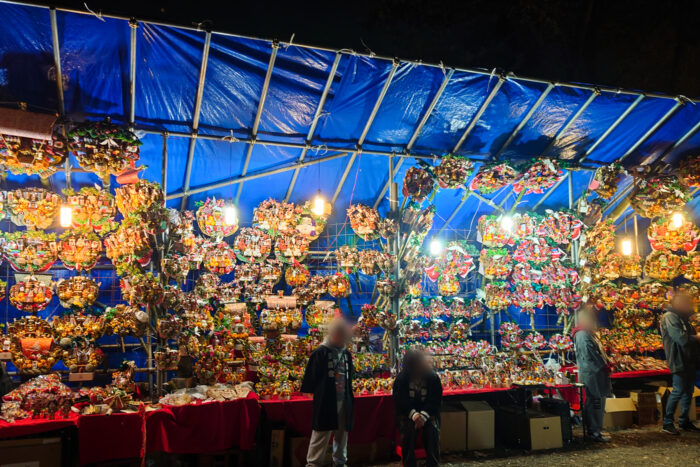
[1,1,699,229]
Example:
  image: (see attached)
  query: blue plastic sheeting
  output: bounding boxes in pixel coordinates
[1,1,699,221]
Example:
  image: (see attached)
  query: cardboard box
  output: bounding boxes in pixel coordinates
[288,437,311,467]
[496,407,562,451]
[269,429,285,467]
[626,390,657,408]
[0,437,61,467]
[603,397,636,429]
[636,405,657,426]
[440,406,467,452]
[461,401,495,450]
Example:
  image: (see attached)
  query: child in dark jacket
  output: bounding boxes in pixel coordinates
[393,349,442,467]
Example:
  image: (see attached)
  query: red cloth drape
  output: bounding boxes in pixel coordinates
[77,412,144,464]
[146,393,260,453]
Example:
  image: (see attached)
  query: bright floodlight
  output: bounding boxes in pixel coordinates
[430,238,443,256]
[313,193,326,216]
[501,215,513,231]
[621,239,632,256]
[59,205,72,228]
[223,205,238,226]
[672,212,684,229]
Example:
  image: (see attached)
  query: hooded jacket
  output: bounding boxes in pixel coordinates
[660,310,699,374]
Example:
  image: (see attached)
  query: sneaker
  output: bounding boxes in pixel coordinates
[589,433,611,443]
[663,424,680,435]
[680,422,700,432]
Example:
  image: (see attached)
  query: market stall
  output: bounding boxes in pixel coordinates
[0,1,699,464]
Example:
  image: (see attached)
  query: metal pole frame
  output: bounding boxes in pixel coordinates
[532,172,570,211]
[579,94,644,163]
[235,41,281,205]
[49,7,64,116]
[161,132,168,199]
[128,18,138,127]
[492,83,555,160]
[452,73,507,154]
[371,68,456,209]
[619,98,685,162]
[331,59,400,204]
[538,88,599,158]
[657,118,700,164]
[179,30,212,210]
[284,52,343,202]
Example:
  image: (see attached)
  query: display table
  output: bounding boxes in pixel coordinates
[0,393,260,465]
[610,369,671,379]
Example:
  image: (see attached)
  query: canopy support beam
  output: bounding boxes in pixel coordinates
[49,8,64,116]
[128,19,138,126]
[235,41,280,205]
[371,68,456,209]
[331,59,400,204]
[579,94,644,163]
[532,171,570,210]
[492,83,555,160]
[619,97,685,163]
[179,30,212,210]
[161,132,168,200]
[166,151,349,200]
[539,89,599,158]
[284,52,342,202]
[659,118,700,164]
[437,186,506,233]
[452,73,506,154]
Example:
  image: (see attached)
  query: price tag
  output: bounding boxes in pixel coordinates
[69,372,94,382]
[0,352,12,360]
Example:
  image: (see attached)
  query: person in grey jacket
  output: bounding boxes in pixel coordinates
[573,305,611,442]
[660,291,700,434]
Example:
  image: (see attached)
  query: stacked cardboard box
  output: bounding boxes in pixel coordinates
[496,406,563,451]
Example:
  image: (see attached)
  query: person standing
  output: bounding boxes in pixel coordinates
[660,291,700,434]
[573,305,612,442]
[393,349,443,467]
[302,318,354,467]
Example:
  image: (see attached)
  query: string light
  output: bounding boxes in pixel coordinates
[501,215,513,232]
[672,212,684,229]
[313,191,326,216]
[429,238,443,256]
[59,205,72,228]
[223,205,237,226]
[621,239,632,256]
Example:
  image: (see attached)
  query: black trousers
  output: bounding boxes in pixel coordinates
[399,417,440,467]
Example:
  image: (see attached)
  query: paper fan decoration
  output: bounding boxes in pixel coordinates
[68,119,141,178]
[470,163,519,194]
[0,132,67,178]
[619,254,643,279]
[2,231,58,273]
[484,282,511,311]
[512,159,563,195]
[358,249,381,275]
[285,262,310,286]
[195,197,239,239]
[648,216,700,252]
[6,188,61,230]
[56,276,100,309]
[347,204,380,241]
[65,187,117,235]
[57,229,102,272]
[480,248,512,280]
[498,322,523,351]
[590,163,625,199]
[402,167,435,202]
[630,174,690,218]
[202,242,236,275]
[253,199,298,237]
[259,259,283,285]
[541,211,583,244]
[644,250,682,282]
[295,200,328,240]
[274,231,310,263]
[549,333,573,351]
[327,273,351,298]
[434,155,474,189]
[234,228,272,263]
[477,214,514,247]
[104,219,152,272]
[115,180,163,218]
[681,252,700,282]
[10,276,53,314]
[678,155,700,187]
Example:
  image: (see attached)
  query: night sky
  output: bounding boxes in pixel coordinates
[37,0,700,98]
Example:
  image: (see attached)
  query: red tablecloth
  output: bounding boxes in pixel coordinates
[610,369,671,379]
[77,412,144,465]
[0,412,79,438]
[147,393,260,453]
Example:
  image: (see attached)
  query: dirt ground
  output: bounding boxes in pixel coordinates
[372,426,700,466]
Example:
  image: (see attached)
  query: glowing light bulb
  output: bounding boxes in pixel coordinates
[313,193,326,216]
[672,212,684,229]
[501,215,513,232]
[429,238,443,256]
[223,205,237,226]
[59,205,72,228]
[621,239,632,256]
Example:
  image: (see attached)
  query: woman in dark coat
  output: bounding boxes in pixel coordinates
[573,305,611,442]
[393,349,443,467]
[301,318,354,467]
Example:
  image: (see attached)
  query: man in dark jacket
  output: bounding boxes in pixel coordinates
[301,318,354,467]
[393,349,443,467]
[660,291,700,434]
[573,305,611,442]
